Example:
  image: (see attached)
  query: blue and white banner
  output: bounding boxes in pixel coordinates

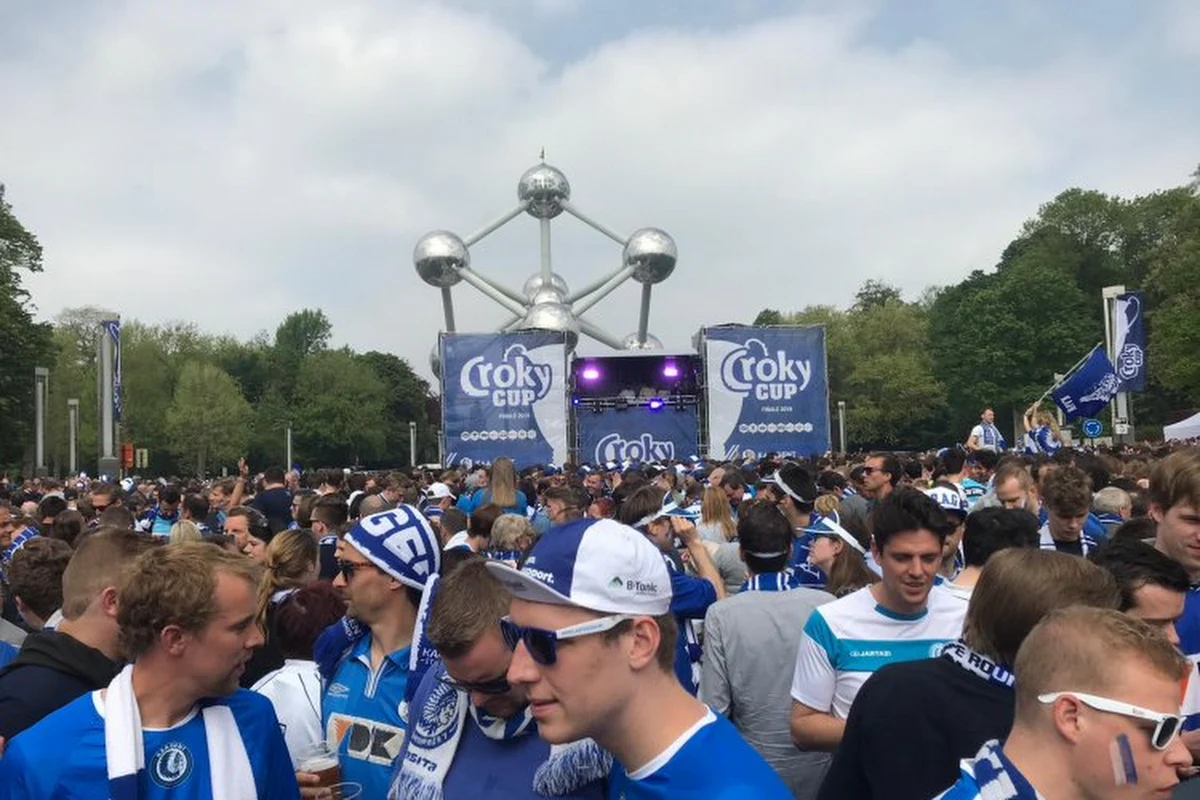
[1050,345,1120,422]
[101,319,122,421]
[1112,292,1146,392]
[440,331,568,467]
[703,326,830,459]
[577,406,699,465]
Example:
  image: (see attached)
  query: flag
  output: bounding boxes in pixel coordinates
[101,319,122,421]
[1050,346,1120,422]
[1112,292,1146,392]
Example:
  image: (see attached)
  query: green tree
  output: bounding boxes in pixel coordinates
[291,350,388,466]
[1145,195,1200,404]
[164,362,253,475]
[0,186,55,470]
[360,351,434,466]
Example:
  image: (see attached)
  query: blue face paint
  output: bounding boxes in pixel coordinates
[1110,732,1137,786]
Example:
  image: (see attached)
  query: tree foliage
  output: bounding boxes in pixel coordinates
[165,362,253,474]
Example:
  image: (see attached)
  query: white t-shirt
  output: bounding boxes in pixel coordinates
[252,659,324,769]
[790,585,965,719]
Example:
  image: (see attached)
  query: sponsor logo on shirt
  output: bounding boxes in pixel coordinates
[150,741,193,789]
[847,649,892,658]
[327,682,351,699]
[328,713,407,766]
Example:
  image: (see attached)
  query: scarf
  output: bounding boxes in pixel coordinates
[103,664,255,800]
[741,570,799,592]
[963,739,1041,800]
[980,422,1005,450]
[941,640,1015,689]
[391,676,611,800]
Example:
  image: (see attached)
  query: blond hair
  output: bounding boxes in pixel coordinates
[169,520,204,545]
[700,486,736,541]
[257,529,318,621]
[490,514,535,552]
[488,457,518,509]
[1014,606,1188,722]
[1149,448,1200,514]
[118,542,262,659]
[964,549,1120,666]
[427,559,511,659]
[814,494,840,517]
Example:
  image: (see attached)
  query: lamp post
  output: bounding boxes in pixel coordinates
[67,398,80,476]
[1101,285,1132,443]
[34,367,48,476]
[837,400,847,454]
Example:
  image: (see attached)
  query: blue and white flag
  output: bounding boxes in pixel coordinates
[1112,292,1146,392]
[1050,346,1120,422]
[101,319,122,421]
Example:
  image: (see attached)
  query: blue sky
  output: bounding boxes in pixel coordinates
[1,0,1196,379]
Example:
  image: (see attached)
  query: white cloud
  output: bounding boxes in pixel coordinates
[1,1,1194,382]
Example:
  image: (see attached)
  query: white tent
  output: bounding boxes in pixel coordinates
[1164,412,1200,442]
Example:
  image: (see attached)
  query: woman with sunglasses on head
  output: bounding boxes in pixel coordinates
[806,516,878,598]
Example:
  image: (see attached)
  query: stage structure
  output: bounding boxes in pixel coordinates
[571,353,702,465]
[414,160,678,378]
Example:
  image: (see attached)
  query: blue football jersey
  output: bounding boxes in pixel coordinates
[0,689,297,799]
[607,712,791,799]
[322,633,412,800]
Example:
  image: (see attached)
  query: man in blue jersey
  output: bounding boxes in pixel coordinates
[389,557,607,799]
[934,607,1189,799]
[489,517,791,799]
[0,543,298,799]
[1038,466,1098,557]
[790,488,965,752]
[309,506,440,799]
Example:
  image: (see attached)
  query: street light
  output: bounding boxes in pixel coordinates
[1101,285,1132,442]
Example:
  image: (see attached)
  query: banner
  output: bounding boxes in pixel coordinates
[101,319,122,421]
[1112,292,1146,392]
[703,326,830,459]
[440,331,568,467]
[1050,345,1120,422]
[577,405,699,465]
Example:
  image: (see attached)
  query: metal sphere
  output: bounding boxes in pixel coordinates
[530,287,567,305]
[623,228,677,285]
[414,231,468,287]
[621,332,664,351]
[522,272,570,300]
[429,342,442,378]
[517,301,580,348]
[518,164,571,219]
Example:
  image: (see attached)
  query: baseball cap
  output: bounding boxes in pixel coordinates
[486,518,671,616]
[926,486,969,518]
[425,482,456,501]
[344,506,441,591]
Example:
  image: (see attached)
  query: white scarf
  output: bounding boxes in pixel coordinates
[391,676,610,800]
[103,664,256,800]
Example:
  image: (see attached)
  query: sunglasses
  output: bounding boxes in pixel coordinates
[336,560,377,582]
[860,467,881,475]
[499,614,633,666]
[1038,691,1183,750]
[438,671,511,696]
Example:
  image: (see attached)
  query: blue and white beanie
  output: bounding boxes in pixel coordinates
[343,506,441,591]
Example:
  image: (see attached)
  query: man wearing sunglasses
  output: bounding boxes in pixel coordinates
[487,517,791,799]
[308,507,441,800]
[934,607,1191,799]
[390,558,607,799]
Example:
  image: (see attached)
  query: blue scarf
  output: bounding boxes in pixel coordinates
[980,422,1006,450]
[961,739,1040,800]
[740,569,815,592]
[941,640,1014,689]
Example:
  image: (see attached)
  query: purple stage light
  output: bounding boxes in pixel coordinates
[648,397,665,411]
[662,363,680,379]
[581,365,601,381]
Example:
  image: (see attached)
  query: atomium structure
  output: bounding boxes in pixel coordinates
[414,161,677,376]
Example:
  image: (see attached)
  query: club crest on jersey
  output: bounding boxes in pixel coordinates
[150,741,193,788]
[460,344,552,407]
[719,338,812,400]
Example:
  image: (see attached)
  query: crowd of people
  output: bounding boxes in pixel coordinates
[0,438,1198,798]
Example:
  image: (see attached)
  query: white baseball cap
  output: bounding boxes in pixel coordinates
[425,482,457,500]
[486,518,672,616]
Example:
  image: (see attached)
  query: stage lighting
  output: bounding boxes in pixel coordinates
[648,397,665,411]
[581,365,601,382]
[662,362,680,379]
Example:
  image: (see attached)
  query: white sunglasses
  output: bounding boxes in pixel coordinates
[1038,691,1184,750]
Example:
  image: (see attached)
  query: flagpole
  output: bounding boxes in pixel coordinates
[1031,342,1105,408]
